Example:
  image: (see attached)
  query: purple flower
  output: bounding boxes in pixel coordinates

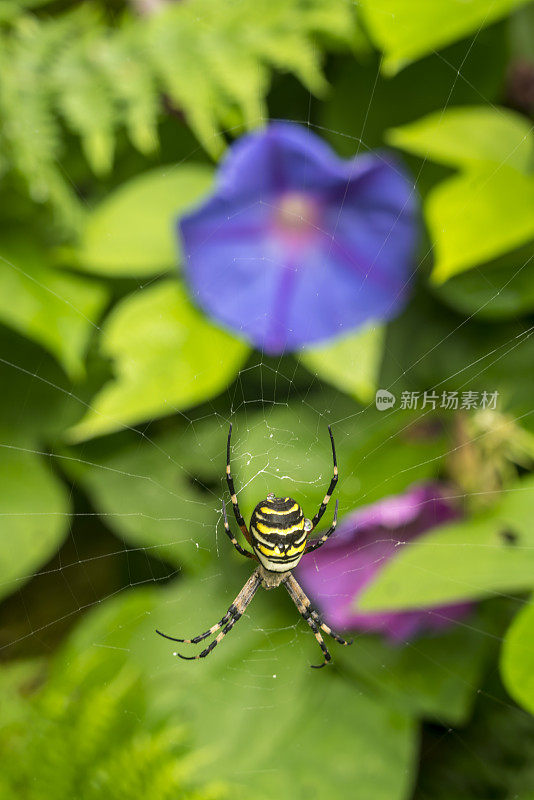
[178,122,418,353]
[296,483,472,642]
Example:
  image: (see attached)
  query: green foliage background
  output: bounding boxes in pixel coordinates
[1,1,534,798]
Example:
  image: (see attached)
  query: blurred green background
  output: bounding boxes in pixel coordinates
[2,1,534,798]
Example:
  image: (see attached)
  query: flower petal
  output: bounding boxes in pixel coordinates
[297,483,473,641]
[179,122,419,352]
[215,121,354,199]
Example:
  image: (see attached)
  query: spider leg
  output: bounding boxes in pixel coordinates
[309,608,353,647]
[284,572,352,662]
[226,423,252,545]
[308,627,331,668]
[176,614,242,661]
[305,499,339,554]
[310,425,338,530]
[222,500,256,560]
[156,603,234,645]
[156,570,261,660]
[284,573,333,668]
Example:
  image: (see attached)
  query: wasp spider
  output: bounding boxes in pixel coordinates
[156,425,352,668]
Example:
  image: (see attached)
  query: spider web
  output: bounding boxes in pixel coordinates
[0,8,533,800]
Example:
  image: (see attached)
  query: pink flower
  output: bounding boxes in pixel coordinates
[296,483,472,642]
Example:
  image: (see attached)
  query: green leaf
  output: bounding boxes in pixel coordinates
[0,1,52,22]
[0,658,45,727]
[299,323,385,404]
[433,241,534,320]
[0,328,94,447]
[426,165,534,283]
[501,597,534,715]
[360,0,533,75]
[387,107,534,283]
[79,166,213,277]
[0,239,108,380]
[358,475,534,611]
[338,604,497,725]
[510,2,534,60]
[67,280,249,441]
[0,446,70,602]
[416,645,534,800]
[62,419,228,572]
[322,28,508,159]
[58,577,418,800]
[387,106,534,173]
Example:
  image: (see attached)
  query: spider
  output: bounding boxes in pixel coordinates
[156,424,352,668]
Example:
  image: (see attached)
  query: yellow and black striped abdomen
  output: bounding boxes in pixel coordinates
[250,495,308,572]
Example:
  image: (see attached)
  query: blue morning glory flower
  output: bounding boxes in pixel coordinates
[178,122,418,353]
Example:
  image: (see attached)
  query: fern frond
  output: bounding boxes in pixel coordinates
[0,663,224,800]
[0,0,359,222]
[100,21,160,156]
[0,15,83,226]
[50,7,118,176]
